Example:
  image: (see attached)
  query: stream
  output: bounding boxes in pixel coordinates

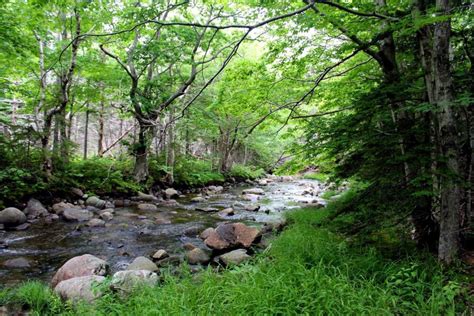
[0,178,326,285]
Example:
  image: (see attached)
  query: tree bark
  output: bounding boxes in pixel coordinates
[59,108,68,162]
[166,110,175,184]
[98,99,105,157]
[433,0,461,264]
[83,104,89,160]
[133,122,149,183]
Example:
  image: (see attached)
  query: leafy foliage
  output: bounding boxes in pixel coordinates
[228,164,265,181]
[57,157,143,196]
[173,156,225,187]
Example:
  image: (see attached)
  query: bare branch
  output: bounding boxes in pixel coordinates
[314,0,398,21]
[292,105,355,119]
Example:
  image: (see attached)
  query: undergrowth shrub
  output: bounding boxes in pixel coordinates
[56,157,142,196]
[228,164,264,181]
[173,156,225,187]
[303,172,329,182]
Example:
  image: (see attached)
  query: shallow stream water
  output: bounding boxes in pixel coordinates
[0,179,325,285]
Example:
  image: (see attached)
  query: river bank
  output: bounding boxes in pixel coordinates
[1,202,470,315]
[0,176,327,285]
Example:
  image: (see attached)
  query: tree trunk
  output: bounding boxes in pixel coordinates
[53,113,60,156]
[41,7,81,175]
[133,122,149,183]
[166,111,175,184]
[83,105,89,160]
[41,115,53,177]
[185,126,191,156]
[434,0,461,264]
[98,100,105,157]
[59,108,68,163]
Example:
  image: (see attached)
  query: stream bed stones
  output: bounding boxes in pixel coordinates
[1,177,331,285]
[203,223,261,251]
[51,254,109,288]
[0,207,26,228]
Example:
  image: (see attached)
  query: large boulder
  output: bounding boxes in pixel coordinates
[185,248,210,265]
[23,198,49,219]
[164,188,179,199]
[51,254,109,288]
[52,202,76,215]
[0,207,26,227]
[218,249,251,266]
[111,270,159,293]
[63,208,92,222]
[204,223,260,250]
[127,256,158,272]
[242,188,265,195]
[54,275,106,303]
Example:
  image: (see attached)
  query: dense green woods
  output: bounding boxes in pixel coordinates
[0,0,473,313]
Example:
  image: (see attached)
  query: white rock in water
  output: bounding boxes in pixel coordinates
[99,212,113,221]
[63,208,92,222]
[87,218,106,227]
[137,203,158,212]
[242,188,265,195]
[164,188,179,199]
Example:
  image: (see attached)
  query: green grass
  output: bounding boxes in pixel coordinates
[1,197,471,315]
